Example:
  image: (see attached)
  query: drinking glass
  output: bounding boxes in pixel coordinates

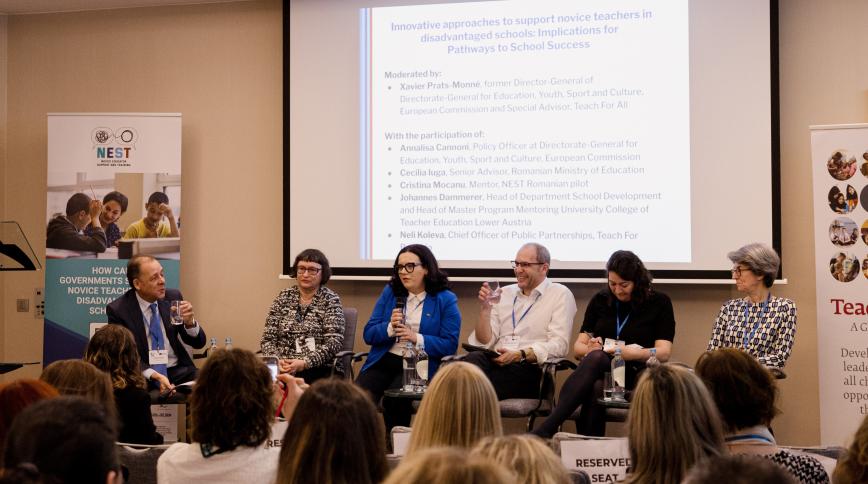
[486,281,501,304]
[170,300,184,325]
[603,372,614,401]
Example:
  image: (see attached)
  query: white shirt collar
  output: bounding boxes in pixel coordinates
[135,291,159,315]
[519,278,550,298]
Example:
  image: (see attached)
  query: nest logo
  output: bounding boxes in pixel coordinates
[92,127,138,165]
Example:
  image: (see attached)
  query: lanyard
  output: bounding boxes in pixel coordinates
[615,301,631,340]
[511,293,540,332]
[402,297,425,317]
[725,433,774,444]
[742,293,771,348]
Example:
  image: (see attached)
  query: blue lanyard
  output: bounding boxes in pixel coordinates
[615,301,631,340]
[401,297,425,321]
[742,293,771,348]
[511,293,540,332]
[725,434,774,444]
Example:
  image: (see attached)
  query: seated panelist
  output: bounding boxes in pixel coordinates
[533,250,675,438]
[706,243,796,369]
[260,248,345,384]
[356,244,460,433]
[107,254,206,395]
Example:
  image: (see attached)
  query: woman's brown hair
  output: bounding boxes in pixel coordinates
[40,359,116,422]
[190,348,274,450]
[624,365,725,484]
[277,379,387,484]
[694,348,779,431]
[84,324,147,390]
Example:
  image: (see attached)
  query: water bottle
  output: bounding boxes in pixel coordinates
[415,340,429,392]
[224,337,233,350]
[646,348,660,368]
[611,347,626,401]
[209,337,218,356]
[401,341,417,392]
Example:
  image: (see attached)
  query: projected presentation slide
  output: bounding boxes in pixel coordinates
[360,0,690,262]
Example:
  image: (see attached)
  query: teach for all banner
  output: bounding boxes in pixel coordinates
[44,113,182,364]
[811,124,868,445]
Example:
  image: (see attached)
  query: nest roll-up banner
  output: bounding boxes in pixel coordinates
[44,113,182,364]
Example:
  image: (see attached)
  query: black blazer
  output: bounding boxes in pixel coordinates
[106,288,206,375]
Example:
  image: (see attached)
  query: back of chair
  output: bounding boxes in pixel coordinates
[117,443,171,484]
[333,307,358,379]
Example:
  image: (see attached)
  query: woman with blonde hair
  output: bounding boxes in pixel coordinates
[40,359,116,422]
[471,435,573,484]
[85,324,163,444]
[623,364,725,484]
[384,447,515,484]
[834,413,868,484]
[407,361,501,454]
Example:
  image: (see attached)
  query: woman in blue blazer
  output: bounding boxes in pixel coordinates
[356,244,461,433]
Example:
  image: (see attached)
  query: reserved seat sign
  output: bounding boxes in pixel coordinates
[559,437,630,483]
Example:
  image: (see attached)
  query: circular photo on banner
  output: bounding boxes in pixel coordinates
[864,258,868,279]
[861,151,868,177]
[862,220,868,246]
[828,185,859,214]
[861,185,868,212]
[829,252,860,282]
[830,217,859,246]
[827,150,858,181]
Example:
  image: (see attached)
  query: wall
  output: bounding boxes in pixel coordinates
[0,15,7,364]
[2,0,866,445]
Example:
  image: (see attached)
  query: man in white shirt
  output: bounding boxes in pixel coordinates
[466,242,577,399]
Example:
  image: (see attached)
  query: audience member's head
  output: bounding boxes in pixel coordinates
[383,447,516,484]
[191,348,274,451]
[471,435,571,484]
[695,348,779,432]
[408,361,502,454]
[0,379,59,465]
[40,359,116,421]
[834,413,868,484]
[278,378,387,484]
[683,454,797,484]
[85,324,147,390]
[1,396,121,484]
[624,364,725,484]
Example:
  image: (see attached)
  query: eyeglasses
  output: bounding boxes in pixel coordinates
[511,261,545,269]
[296,266,321,275]
[395,263,419,273]
[730,266,752,277]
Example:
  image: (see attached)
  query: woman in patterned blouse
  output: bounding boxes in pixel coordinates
[706,243,796,369]
[260,249,345,384]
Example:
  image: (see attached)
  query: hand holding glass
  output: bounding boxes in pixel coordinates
[170,300,184,325]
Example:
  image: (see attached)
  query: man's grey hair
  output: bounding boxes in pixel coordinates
[727,243,780,288]
[521,242,551,265]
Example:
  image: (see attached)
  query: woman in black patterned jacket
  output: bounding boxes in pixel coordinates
[260,249,345,383]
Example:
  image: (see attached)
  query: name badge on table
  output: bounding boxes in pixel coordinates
[304,337,316,352]
[501,335,520,351]
[149,349,169,365]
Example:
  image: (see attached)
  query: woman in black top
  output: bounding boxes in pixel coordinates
[532,250,676,438]
[85,324,164,445]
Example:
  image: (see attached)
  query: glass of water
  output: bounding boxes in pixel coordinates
[603,372,614,401]
[486,280,501,304]
[170,300,184,325]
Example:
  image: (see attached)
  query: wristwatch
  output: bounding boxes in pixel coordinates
[519,349,527,363]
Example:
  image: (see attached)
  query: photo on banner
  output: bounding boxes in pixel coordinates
[810,124,868,445]
[44,113,182,364]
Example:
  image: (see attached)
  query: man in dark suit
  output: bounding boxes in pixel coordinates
[107,254,207,395]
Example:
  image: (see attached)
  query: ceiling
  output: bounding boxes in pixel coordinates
[0,0,251,15]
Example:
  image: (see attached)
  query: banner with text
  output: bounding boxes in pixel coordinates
[810,124,868,445]
[45,113,182,364]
